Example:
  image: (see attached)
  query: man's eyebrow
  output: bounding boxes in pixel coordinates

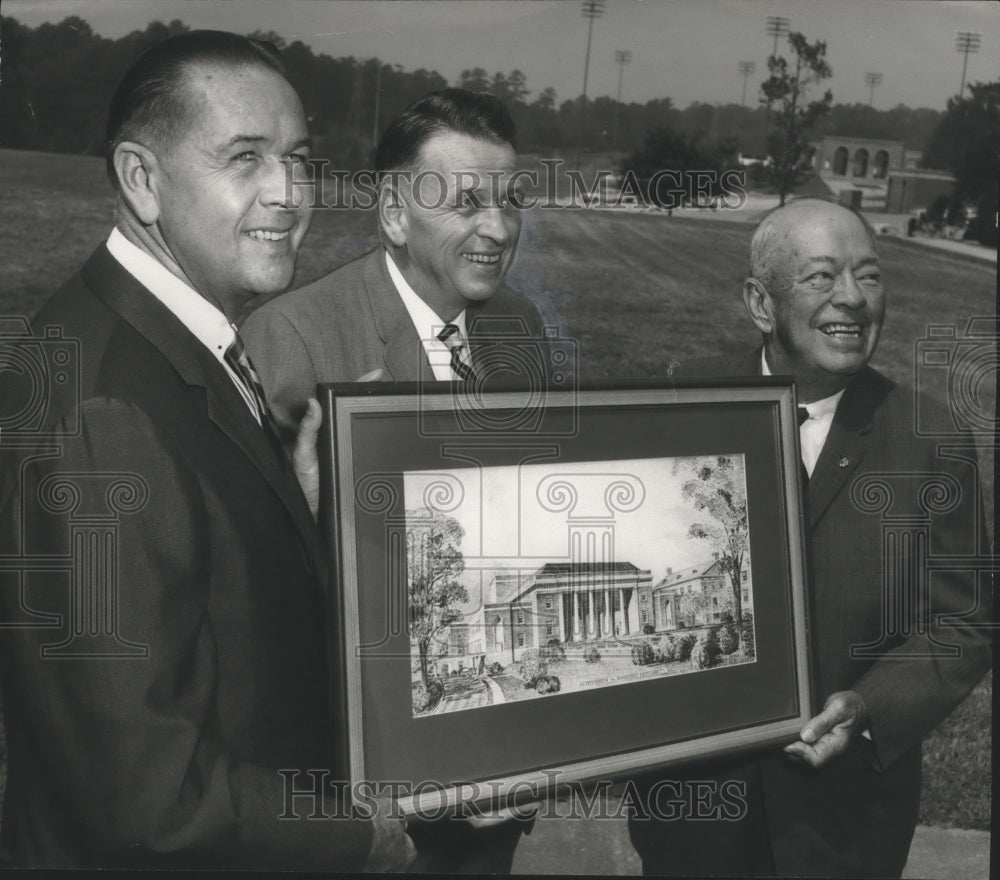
[215,135,313,152]
[219,135,269,150]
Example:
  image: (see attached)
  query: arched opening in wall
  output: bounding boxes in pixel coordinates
[853,148,869,178]
[873,150,889,179]
[832,146,849,176]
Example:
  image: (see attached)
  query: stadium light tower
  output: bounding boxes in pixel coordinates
[864,72,883,107]
[615,49,632,102]
[738,60,756,106]
[955,31,981,97]
[580,0,606,105]
[613,49,632,151]
[765,16,790,58]
[576,0,605,166]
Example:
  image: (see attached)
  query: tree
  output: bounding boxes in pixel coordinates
[922,81,1000,247]
[458,67,491,92]
[760,31,833,204]
[677,590,709,627]
[621,125,738,208]
[673,456,749,644]
[406,508,469,689]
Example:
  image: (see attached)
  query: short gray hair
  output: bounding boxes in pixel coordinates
[748,196,879,293]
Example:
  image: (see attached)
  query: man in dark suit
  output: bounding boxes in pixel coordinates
[242,89,550,450]
[0,31,412,871]
[628,198,991,877]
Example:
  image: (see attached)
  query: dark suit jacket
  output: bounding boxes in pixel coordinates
[630,350,992,878]
[0,246,372,869]
[240,247,549,445]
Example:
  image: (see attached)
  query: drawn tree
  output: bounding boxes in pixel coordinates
[760,31,833,205]
[406,508,469,688]
[673,455,749,646]
[677,591,709,627]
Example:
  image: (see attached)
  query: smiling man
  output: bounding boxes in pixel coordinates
[241,88,550,448]
[0,31,412,871]
[627,197,991,878]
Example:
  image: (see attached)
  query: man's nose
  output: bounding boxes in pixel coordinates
[260,157,308,210]
[476,206,510,244]
[831,272,867,308]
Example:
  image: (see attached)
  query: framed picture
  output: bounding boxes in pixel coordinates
[320,379,812,817]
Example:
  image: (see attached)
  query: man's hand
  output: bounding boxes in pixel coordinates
[292,398,321,519]
[292,370,384,520]
[364,803,416,872]
[783,690,869,769]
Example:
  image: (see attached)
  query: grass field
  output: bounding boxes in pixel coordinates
[0,148,995,830]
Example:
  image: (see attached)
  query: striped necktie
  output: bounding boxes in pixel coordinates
[224,332,282,445]
[437,323,477,382]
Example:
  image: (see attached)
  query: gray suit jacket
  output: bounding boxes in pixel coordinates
[241,248,548,445]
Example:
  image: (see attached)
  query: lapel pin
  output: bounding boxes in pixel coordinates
[838,456,850,468]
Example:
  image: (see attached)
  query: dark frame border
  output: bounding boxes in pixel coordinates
[320,378,813,816]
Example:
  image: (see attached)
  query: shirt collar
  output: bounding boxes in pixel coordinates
[760,348,844,420]
[106,227,236,361]
[384,249,468,343]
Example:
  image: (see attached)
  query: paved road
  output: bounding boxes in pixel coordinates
[512,809,989,878]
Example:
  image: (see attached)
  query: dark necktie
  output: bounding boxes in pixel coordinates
[437,323,477,382]
[797,406,810,488]
[224,333,284,459]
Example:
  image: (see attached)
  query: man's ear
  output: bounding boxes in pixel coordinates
[112,141,161,226]
[378,179,408,248]
[742,278,775,335]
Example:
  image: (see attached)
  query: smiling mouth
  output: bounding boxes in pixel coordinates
[246,229,291,242]
[819,322,865,339]
[463,253,501,265]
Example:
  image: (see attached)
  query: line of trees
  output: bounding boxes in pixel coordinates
[1,15,949,167]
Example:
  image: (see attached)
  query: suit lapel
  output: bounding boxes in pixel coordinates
[743,348,888,530]
[806,369,890,528]
[81,245,324,572]
[362,249,435,382]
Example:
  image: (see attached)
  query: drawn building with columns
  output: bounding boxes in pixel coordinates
[479,562,653,662]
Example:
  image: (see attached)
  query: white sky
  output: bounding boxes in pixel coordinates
[403,454,749,605]
[6,0,999,110]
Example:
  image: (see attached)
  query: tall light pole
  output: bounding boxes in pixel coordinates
[615,49,632,102]
[613,49,632,152]
[738,60,755,106]
[864,72,883,107]
[372,59,382,147]
[955,31,981,97]
[765,15,790,58]
[576,0,605,167]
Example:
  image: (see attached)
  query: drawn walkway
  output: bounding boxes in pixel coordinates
[431,674,505,715]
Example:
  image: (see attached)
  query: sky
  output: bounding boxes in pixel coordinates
[403,454,750,608]
[5,0,999,111]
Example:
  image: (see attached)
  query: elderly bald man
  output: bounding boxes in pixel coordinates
[627,197,991,878]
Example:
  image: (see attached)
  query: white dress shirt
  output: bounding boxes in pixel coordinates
[761,350,844,477]
[385,250,470,381]
[106,228,260,423]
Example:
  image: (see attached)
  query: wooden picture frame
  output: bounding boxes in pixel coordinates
[320,379,813,817]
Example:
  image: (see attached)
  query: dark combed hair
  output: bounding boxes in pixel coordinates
[105,30,287,184]
[374,88,517,180]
